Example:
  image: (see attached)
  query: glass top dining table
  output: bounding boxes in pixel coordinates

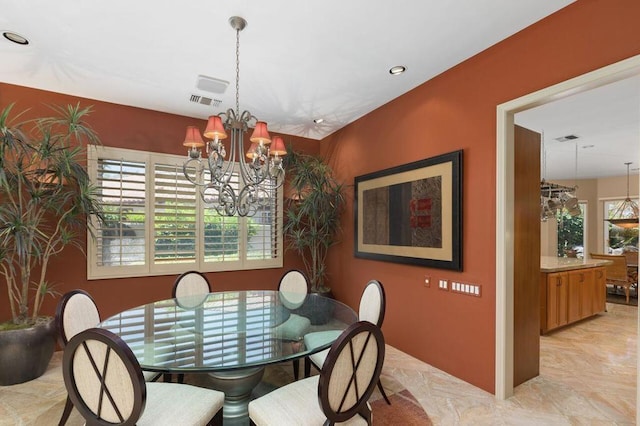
[99,290,357,424]
[99,290,357,373]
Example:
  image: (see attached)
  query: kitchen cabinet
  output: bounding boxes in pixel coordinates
[542,271,568,331]
[540,257,610,334]
[592,267,606,314]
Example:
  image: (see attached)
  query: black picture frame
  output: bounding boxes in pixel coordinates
[354,150,463,271]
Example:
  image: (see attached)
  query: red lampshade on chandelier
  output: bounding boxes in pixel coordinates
[182,16,286,217]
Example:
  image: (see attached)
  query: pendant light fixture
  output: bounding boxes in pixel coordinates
[606,162,639,228]
[181,16,286,217]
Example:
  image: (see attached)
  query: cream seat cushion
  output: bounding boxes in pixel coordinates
[139,382,224,425]
[248,376,368,426]
[304,329,340,368]
[273,313,311,341]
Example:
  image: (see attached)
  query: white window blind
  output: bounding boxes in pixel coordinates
[153,164,198,264]
[246,193,280,261]
[94,158,147,267]
[203,171,242,263]
[87,146,283,279]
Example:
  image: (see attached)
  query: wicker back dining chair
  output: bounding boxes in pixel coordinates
[303,279,390,404]
[170,271,212,383]
[55,290,161,425]
[249,321,385,425]
[275,269,311,380]
[62,328,224,426]
[590,253,633,304]
[172,270,212,300]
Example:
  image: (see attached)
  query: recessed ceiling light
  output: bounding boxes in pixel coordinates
[389,65,406,75]
[3,31,29,45]
[313,118,324,124]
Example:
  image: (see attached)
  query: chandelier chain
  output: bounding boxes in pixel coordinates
[235,27,240,118]
[625,162,631,198]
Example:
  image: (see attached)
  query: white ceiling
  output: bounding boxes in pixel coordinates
[515,76,640,181]
[1,0,573,142]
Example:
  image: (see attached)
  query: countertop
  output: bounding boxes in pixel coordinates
[540,256,612,273]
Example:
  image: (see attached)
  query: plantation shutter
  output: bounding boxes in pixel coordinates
[246,189,280,261]
[94,158,146,267]
[202,171,242,263]
[153,163,197,264]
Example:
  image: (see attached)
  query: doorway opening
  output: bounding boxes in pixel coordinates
[495,54,640,399]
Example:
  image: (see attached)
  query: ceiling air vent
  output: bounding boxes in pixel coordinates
[554,134,579,142]
[189,95,222,108]
[196,75,229,94]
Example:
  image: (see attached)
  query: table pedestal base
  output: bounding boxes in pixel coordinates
[208,366,265,425]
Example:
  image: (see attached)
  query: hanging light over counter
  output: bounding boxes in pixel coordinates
[606,162,639,229]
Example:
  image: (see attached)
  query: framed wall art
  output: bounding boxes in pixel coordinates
[354,150,462,271]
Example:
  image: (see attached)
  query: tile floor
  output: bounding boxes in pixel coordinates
[0,302,636,425]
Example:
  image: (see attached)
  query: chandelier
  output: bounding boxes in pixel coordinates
[606,162,639,229]
[182,16,286,217]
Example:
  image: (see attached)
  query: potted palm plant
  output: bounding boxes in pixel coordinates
[283,150,345,323]
[0,103,102,385]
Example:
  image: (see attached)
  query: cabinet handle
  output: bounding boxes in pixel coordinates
[557,277,562,286]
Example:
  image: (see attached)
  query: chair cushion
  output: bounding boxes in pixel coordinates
[140,382,224,426]
[304,330,341,368]
[273,314,311,341]
[248,376,367,426]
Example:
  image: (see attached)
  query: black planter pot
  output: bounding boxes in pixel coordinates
[295,291,336,325]
[0,317,56,386]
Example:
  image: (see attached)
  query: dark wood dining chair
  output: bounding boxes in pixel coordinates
[275,269,311,380]
[170,271,212,383]
[62,328,224,426]
[303,279,391,404]
[249,321,385,425]
[55,290,161,426]
[173,270,212,300]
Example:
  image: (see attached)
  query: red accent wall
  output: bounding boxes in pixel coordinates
[2,0,639,395]
[320,0,640,392]
[0,84,318,322]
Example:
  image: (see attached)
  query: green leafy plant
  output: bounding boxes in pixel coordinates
[283,150,345,293]
[0,103,102,327]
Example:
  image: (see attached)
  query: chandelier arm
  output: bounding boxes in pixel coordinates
[206,150,233,186]
[237,184,259,217]
[183,158,213,188]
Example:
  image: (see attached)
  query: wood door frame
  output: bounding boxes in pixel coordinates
[495,54,640,400]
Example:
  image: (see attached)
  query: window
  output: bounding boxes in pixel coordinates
[88,146,283,279]
[556,202,586,258]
